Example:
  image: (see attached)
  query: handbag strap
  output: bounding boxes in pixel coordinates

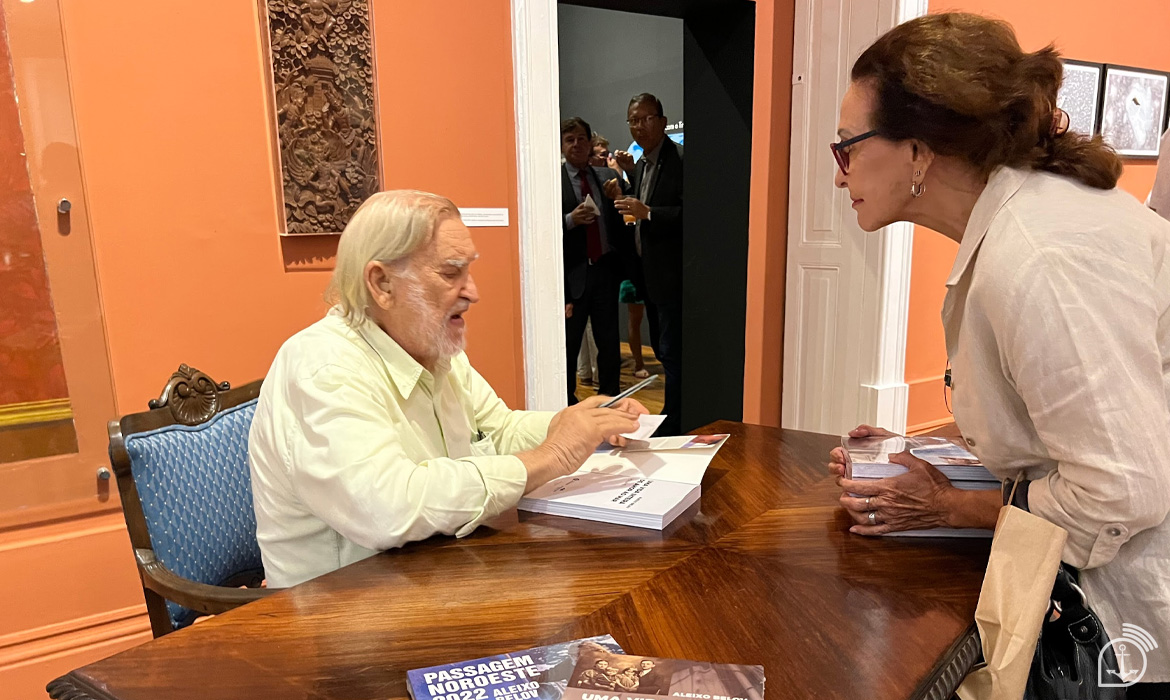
[1047,566,1102,645]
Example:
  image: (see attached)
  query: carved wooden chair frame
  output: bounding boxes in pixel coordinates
[109,364,274,637]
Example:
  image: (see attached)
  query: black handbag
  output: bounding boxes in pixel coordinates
[1025,564,1126,699]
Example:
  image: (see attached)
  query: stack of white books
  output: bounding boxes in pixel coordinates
[519,415,729,529]
[842,435,999,538]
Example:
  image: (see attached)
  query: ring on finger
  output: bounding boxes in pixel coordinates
[868,511,877,525]
[865,497,872,508]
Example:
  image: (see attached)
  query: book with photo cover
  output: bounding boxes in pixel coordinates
[407,636,625,700]
[563,649,764,700]
[842,435,997,482]
[842,435,997,538]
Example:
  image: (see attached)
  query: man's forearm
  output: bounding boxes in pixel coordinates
[517,444,573,493]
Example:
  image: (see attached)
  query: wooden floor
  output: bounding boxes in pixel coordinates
[573,347,665,414]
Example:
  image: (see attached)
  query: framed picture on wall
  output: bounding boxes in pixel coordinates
[1099,64,1169,158]
[1057,60,1104,136]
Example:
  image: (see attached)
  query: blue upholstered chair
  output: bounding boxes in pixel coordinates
[110,364,274,637]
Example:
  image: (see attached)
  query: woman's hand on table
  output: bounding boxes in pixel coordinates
[826,424,900,479]
[837,451,958,535]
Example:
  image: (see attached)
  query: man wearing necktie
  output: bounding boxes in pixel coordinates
[561,117,631,404]
[609,94,684,436]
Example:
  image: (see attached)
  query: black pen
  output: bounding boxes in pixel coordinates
[599,374,658,408]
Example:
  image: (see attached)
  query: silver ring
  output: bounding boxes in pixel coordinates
[868,511,877,525]
[865,497,872,508]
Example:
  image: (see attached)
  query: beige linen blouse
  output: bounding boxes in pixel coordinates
[944,167,1170,681]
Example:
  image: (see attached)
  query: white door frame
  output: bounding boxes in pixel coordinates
[511,0,567,410]
[781,0,927,435]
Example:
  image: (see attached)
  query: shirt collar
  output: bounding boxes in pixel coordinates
[565,161,588,179]
[344,308,434,398]
[945,167,1029,287]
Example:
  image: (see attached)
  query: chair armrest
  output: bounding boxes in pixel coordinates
[136,549,277,616]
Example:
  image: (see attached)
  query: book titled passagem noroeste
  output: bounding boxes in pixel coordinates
[563,649,764,700]
[407,636,625,700]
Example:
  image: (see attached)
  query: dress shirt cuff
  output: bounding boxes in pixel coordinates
[565,213,575,231]
[453,455,528,538]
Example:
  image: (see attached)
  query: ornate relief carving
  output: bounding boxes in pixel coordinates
[148,364,231,426]
[264,0,379,234]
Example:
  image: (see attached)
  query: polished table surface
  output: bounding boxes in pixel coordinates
[48,422,991,700]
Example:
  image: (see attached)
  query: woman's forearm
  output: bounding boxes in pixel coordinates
[940,487,1002,530]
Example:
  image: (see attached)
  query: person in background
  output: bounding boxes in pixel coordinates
[592,134,649,379]
[561,117,631,404]
[608,94,683,435]
[592,133,629,183]
[249,190,646,588]
[824,14,1170,695]
[576,319,599,387]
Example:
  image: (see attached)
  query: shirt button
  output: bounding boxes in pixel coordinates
[1109,527,1121,537]
[966,438,976,447]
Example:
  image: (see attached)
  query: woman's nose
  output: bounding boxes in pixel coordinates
[834,168,847,189]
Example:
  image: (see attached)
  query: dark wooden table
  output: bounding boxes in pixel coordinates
[47,422,990,700]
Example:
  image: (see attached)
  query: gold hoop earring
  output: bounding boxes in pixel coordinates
[910,181,926,198]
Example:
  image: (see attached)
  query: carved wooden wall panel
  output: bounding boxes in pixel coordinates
[263,0,380,234]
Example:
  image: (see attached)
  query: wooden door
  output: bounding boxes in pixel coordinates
[0,0,119,528]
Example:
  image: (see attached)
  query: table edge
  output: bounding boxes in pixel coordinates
[913,623,982,700]
[47,672,115,700]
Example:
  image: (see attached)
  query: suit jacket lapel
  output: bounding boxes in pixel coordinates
[646,139,673,204]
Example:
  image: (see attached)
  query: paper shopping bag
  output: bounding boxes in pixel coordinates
[956,503,1067,700]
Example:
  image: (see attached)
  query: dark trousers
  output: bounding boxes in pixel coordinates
[643,297,681,436]
[566,255,622,404]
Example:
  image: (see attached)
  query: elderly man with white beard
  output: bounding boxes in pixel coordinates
[249,190,646,588]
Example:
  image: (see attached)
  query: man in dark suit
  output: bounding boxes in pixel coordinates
[635,659,668,695]
[561,117,631,404]
[609,94,683,435]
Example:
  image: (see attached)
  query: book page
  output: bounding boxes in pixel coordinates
[577,435,728,485]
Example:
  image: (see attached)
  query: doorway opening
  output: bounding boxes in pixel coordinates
[555,0,755,432]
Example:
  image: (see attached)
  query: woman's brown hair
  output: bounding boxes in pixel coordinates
[851,13,1122,189]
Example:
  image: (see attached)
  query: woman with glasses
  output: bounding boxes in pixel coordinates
[825,13,1170,693]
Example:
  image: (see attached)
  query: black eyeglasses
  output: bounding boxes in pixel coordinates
[830,130,878,175]
[626,115,663,127]
[943,361,953,415]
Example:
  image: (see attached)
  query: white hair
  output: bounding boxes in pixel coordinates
[327,190,459,326]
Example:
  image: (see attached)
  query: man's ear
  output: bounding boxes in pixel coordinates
[365,261,394,310]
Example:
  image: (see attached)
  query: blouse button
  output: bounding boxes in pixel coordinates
[965,438,976,447]
[1109,527,1121,537]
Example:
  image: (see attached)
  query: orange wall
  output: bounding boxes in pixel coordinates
[58,0,525,415]
[743,0,795,428]
[905,0,1170,432]
[1,2,525,698]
